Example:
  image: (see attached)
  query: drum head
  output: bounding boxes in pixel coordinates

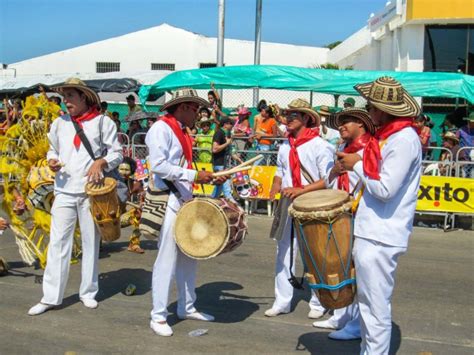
[85,177,117,196]
[174,199,229,260]
[292,190,349,212]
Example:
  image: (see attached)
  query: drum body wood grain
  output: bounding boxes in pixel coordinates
[289,190,355,309]
[85,177,121,242]
[174,198,247,260]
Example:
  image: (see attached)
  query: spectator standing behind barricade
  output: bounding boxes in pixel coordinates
[127,120,145,144]
[208,84,227,127]
[232,106,253,151]
[126,94,142,116]
[317,105,341,148]
[111,111,122,132]
[211,118,235,201]
[194,118,214,163]
[458,112,473,163]
[439,132,461,176]
[100,101,113,117]
[414,114,431,158]
[50,96,66,115]
[252,104,278,152]
[441,113,459,134]
[343,97,356,109]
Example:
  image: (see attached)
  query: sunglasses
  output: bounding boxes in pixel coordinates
[285,112,303,122]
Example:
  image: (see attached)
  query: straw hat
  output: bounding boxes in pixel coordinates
[196,118,214,127]
[442,131,460,144]
[160,88,209,112]
[354,76,420,117]
[326,108,376,135]
[285,98,320,126]
[316,105,332,118]
[463,112,474,121]
[52,78,101,108]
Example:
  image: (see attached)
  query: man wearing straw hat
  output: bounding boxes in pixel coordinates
[28,78,123,316]
[265,98,333,320]
[146,88,226,337]
[312,108,375,339]
[337,77,421,353]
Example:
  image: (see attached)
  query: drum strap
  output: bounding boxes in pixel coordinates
[288,221,304,290]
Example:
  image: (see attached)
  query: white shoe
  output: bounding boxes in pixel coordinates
[264,308,289,317]
[150,320,173,336]
[313,319,339,330]
[81,298,98,309]
[178,311,215,322]
[28,303,54,316]
[328,328,361,340]
[308,309,326,319]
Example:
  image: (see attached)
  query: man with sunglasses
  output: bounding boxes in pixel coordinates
[337,77,422,354]
[266,98,334,320]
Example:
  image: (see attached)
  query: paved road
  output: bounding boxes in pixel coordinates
[0,216,473,354]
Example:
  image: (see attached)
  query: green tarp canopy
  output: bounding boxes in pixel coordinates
[139,65,474,104]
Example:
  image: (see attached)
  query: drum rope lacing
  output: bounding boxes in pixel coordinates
[295,212,356,291]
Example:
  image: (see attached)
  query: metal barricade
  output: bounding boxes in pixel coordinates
[451,146,474,229]
[131,133,148,160]
[117,133,131,157]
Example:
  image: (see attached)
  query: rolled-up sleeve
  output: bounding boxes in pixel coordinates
[102,117,123,171]
[146,122,196,183]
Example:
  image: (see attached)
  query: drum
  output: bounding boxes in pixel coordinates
[174,198,247,260]
[85,177,121,242]
[288,190,355,309]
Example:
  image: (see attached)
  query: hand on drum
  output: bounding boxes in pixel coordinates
[282,187,304,200]
[0,217,8,231]
[48,159,62,172]
[86,158,107,184]
[336,152,362,171]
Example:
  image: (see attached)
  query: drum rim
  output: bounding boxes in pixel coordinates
[85,177,117,196]
[174,198,231,260]
[292,190,350,212]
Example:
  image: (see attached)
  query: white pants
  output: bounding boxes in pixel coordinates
[42,192,100,305]
[150,205,197,322]
[353,237,406,355]
[272,217,324,313]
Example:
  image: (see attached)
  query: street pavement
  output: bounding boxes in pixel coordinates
[0,216,473,354]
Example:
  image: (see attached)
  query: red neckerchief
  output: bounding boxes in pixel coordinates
[362,117,414,180]
[71,108,100,148]
[288,127,319,188]
[161,114,193,168]
[338,133,371,192]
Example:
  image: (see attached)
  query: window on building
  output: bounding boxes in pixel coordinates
[151,63,175,71]
[96,62,120,73]
[199,63,218,69]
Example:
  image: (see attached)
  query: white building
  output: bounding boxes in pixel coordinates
[3,23,328,78]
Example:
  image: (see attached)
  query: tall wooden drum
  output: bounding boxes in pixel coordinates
[174,198,247,260]
[288,190,355,309]
[85,177,121,242]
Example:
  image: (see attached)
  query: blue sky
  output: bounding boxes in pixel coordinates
[0,0,388,64]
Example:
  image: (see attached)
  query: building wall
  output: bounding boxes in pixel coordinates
[7,24,328,78]
[406,0,474,23]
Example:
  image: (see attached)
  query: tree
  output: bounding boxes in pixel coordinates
[325,41,342,50]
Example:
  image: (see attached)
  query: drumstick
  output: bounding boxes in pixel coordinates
[231,154,264,170]
[212,166,255,177]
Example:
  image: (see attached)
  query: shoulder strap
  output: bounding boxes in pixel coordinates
[300,163,314,184]
[71,118,97,161]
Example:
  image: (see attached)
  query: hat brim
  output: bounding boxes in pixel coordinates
[326,109,376,135]
[355,82,421,117]
[160,96,209,112]
[52,83,101,108]
[196,118,214,127]
[442,134,460,144]
[286,107,320,126]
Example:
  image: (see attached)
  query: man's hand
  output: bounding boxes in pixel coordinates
[336,152,362,171]
[86,158,108,184]
[0,217,8,231]
[225,137,232,145]
[331,160,346,176]
[48,159,62,172]
[282,187,304,200]
[13,197,26,216]
[269,185,280,201]
[195,171,214,184]
[212,176,228,185]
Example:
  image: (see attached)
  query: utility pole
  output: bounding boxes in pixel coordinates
[253,0,262,107]
[217,0,225,100]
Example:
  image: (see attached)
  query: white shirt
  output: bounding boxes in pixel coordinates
[326,144,363,194]
[145,120,197,212]
[47,114,123,194]
[276,136,334,188]
[321,126,341,147]
[353,127,422,248]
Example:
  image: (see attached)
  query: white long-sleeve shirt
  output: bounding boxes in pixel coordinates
[47,114,123,194]
[326,144,363,194]
[145,120,197,212]
[353,127,422,248]
[275,136,334,188]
